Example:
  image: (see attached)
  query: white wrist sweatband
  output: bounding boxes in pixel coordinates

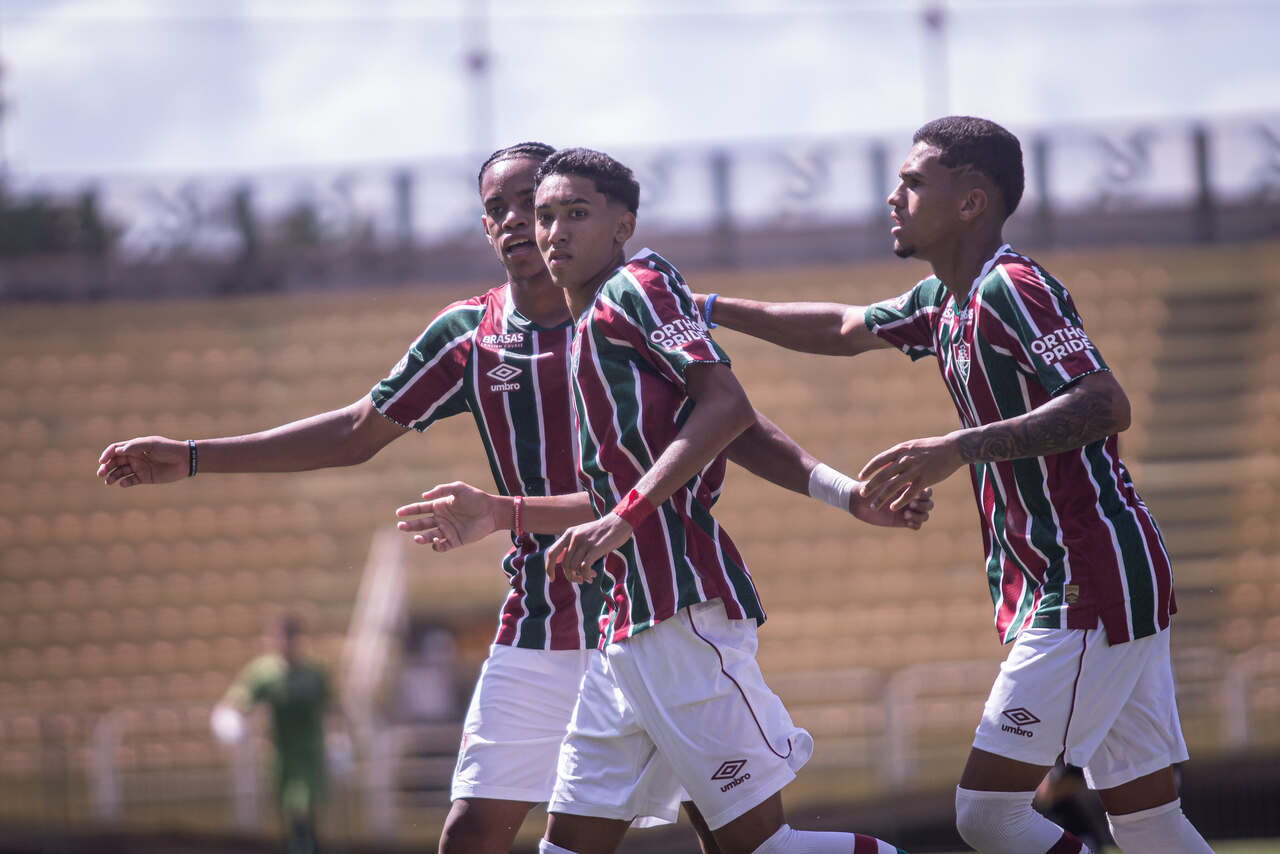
[808,463,857,511]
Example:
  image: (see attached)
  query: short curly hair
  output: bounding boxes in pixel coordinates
[913,116,1025,217]
[534,148,640,214]
[476,142,556,192]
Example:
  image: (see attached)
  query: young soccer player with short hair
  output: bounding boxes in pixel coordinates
[697,116,1212,854]
[100,141,925,854]
[522,147,909,854]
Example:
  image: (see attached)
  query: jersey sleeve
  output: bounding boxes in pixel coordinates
[862,279,944,360]
[370,298,482,431]
[604,253,731,391]
[222,655,271,711]
[981,261,1109,395]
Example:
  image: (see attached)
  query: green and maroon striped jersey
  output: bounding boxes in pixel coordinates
[371,284,603,651]
[570,249,765,645]
[865,244,1174,645]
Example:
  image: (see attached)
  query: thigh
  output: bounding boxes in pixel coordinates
[453,646,592,803]
[611,601,814,832]
[1081,629,1189,791]
[972,624,1131,772]
[439,797,535,854]
[549,651,685,828]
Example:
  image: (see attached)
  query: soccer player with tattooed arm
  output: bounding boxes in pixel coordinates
[693,116,1213,854]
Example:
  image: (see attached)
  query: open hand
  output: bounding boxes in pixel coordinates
[858,434,964,512]
[545,513,633,584]
[396,481,504,552]
[851,486,934,529]
[98,437,189,486]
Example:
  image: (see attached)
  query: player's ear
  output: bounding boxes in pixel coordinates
[614,210,636,245]
[959,187,988,221]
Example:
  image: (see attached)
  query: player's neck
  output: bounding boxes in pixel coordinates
[930,229,1006,302]
[510,271,572,327]
[565,249,626,319]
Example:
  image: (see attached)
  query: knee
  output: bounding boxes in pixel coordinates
[440,806,515,854]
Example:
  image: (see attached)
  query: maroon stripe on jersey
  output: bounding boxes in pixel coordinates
[634,517,677,627]
[963,339,1058,584]
[624,265,724,364]
[472,318,526,497]
[852,835,880,854]
[546,565,584,651]
[1112,449,1175,631]
[536,328,581,495]
[494,550,530,646]
[382,335,472,426]
[595,297,685,388]
[1044,445,1128,632]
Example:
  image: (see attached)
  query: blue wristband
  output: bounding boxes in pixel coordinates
[703,293,719,329]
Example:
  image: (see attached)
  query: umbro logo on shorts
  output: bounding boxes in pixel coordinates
[1000,707,1040,737]
[712,759,751,792]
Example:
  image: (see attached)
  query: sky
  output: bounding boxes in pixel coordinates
[3,0,1278,176]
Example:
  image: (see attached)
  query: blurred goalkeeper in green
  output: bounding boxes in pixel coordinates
[212,612,350,854]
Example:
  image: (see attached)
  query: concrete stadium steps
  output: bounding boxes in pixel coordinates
[1,242,1278,830]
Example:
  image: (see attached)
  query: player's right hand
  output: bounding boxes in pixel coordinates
[98,436,190,486]
[395,481,504,552]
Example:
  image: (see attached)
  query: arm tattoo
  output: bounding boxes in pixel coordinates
[955,382,1118,464]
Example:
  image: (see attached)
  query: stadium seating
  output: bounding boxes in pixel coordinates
[0,242,1277,839]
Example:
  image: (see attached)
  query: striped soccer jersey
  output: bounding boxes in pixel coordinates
[371,284,602,651]
[864,244,1174,645]
[570,248,765,646]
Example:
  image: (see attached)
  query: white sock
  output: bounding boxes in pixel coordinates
[751,823,906,854]
[955,787,1087,854]
[539,840,579,854]
[1107,798,1212,854]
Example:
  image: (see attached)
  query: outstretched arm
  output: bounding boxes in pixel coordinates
[858,371,1131,510]
[395,482,594,551]
[98,396,408,486]
[727,411,932,529]
[695,294,891,357]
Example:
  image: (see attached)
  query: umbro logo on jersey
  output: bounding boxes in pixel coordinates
[954,342,971,382]
[1000,707,1040,738]
[486,363,522,392]
[711,759,751,792]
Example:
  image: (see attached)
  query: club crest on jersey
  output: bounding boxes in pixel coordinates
[486,363,522,392]
[954,342,971,382]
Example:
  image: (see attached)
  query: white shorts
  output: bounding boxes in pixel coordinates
[549,599,814,831]
[972,623,1189,790]
[451,644,593,803]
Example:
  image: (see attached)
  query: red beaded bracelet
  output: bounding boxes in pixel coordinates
[513,496,525,537]
[611,488,656,529]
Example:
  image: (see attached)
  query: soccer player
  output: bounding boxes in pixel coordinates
[520,147,907,854]
[694,116,1212,854]
[97,142,924,854]
[212,613,342,854]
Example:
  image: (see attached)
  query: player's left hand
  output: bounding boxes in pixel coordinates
[850,486,934,529]
[546,513,632,584]
[858,434,964,512]
[395,481,502,551]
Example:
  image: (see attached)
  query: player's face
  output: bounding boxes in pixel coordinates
[480,156,548,284]
[535,173,634,295]
[886,142,961,260]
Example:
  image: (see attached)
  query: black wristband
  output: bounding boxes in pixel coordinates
[187,439,198,477]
